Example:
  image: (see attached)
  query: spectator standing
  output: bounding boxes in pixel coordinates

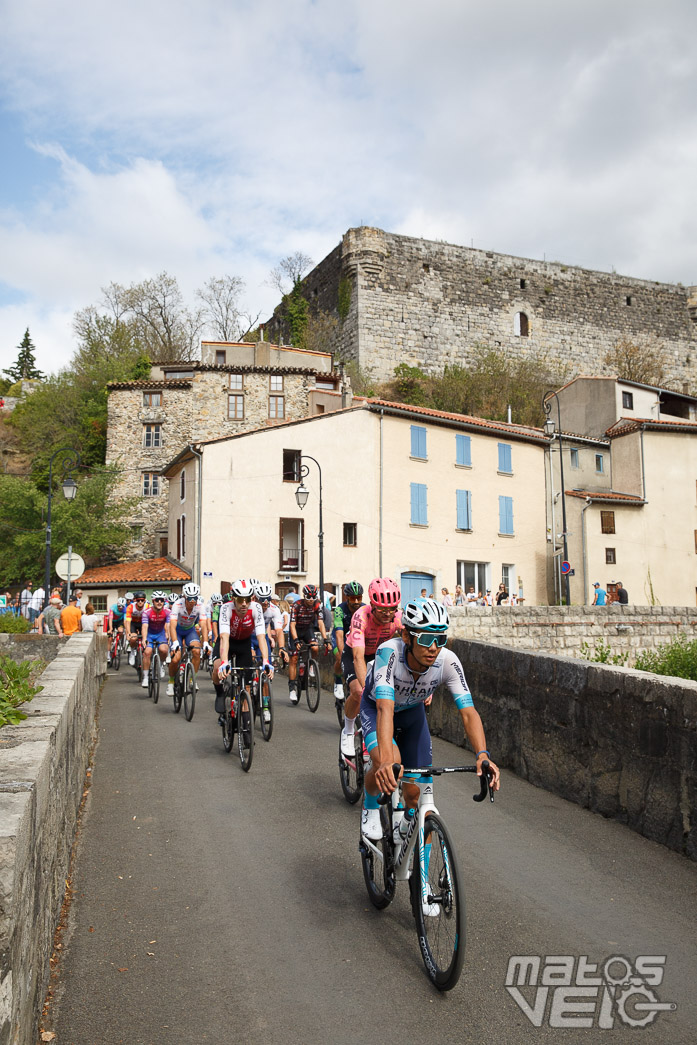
[80,602,99,632]
[484,589,494,606]
[29,585,45,627]
[496,583,508,606]
[440,587,454,607]
[592,582,607,606]
[454,585,465,606]
[20,582,33,620]
[39,597,64,636]
[616,581,629,605]
[74,588,84,609]
[60,595,83,636]
[420,588,428,599]
[465,586,478,603]
[279,599,291,637]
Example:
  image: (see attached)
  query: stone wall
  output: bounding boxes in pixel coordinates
[447,603,697,661]
[0,632,107,1044]
[0,633,62,666]
[106,368,322,558]
[428,637,697,860]
[266,226,697,387]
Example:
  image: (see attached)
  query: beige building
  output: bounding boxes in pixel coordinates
[161,401,549,605]
[105,340,344,558]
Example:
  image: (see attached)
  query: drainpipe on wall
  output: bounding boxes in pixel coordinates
[379,409,384,575]
[640,425,647,502]
[190,444,203,586]
[581,497,593,606]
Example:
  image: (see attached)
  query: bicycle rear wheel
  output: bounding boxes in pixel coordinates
[173,666,183,713]
[237,693,254,771]
[260,675,273,741]
[306,658,320,712]
[222,682,235,753]
[150,652,160,704]
[183,662,196,721]
[410,811,465,991]
[339,728,364,804]
[136,647,143,683]
[359,805,395,909]
[112,640,121,670]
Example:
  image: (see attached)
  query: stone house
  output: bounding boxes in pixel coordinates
[73,556,191,626]
[263,226,697,387]
[160,400,549,605]
[106,340,343,559]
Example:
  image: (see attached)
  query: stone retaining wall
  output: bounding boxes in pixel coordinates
[429,638,697,861]
[0,632,107,1044]
[0,633,62,667]
[447,604,697,659]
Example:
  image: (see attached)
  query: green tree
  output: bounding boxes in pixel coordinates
[3,329,45,382]
[0,470,138,586]
[284,281,310,349]
[604,336,669,387]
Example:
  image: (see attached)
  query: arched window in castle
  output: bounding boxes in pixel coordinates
[514,312,529,337]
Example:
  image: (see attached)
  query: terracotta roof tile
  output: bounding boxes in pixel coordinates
[75,557,191,585]
[566,489,645,504]
[607,417,697,437]
[365,398,548,442]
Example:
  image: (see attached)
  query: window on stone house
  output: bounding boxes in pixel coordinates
[622,391,634,410]
[176,515,186,559]
[520,279,526,289]
[143,391,162,407]
[606,547,616,564]
[215,350,226,365]
[270,374,284,392]
[595,453,605,473]
[626,296,633,305]
[180,470,186,501]
[229,373,243,390]
[514,312,529,337]
[142,472,160,496]
[570,448,580,469]
[601,511,615,534]
[91,595,107,613]
[269,395,285,419]
[159,536,168,556]
[228,394,244,420]
[343,522,357,546]
[283,449,301,481]
[143,423,162,448]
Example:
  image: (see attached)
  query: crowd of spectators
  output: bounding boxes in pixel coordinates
[2,582,96,635]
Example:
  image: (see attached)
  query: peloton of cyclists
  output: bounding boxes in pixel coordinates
[287,584,327,705]
[168,582,211,698]
[212,579,275,724]
[339,578,403,758]
[359,597,500,846]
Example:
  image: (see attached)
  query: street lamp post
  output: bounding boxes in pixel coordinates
[44,448,81,610]
[294,455,324,601]
[543,392,571,606]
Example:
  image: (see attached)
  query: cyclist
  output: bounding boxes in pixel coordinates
[168,582,210,698]
[125,591,150,665]
[254,582,290,666]
[359,598,500,844]
[340,578,402,758]
[208,592,222,643]
[288,584,327,705]
[213,580,274,724]
[332,581,364,700]
[107,597,127,662]
[141,591,172,688]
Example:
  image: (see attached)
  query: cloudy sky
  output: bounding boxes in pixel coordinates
[0,0,695,374]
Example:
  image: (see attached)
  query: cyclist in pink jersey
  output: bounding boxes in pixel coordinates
[340,577,402,757]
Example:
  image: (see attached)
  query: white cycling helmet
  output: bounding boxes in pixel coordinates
[167,593,178,604]
[182,582,200,599]
[116,597,127,609]
[402,598,450,633]
[254,582,273,600]
[124,591,134,602]
[210,593,223,604]
[231,578,254,598]
[151,590,168,601]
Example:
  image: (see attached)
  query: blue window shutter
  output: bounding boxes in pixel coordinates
[498,442,512,473]
[411,483,427,524]
[411,425,427,458]
[456,434,471,466]
[419,483,428,524]
[499,495,514,534]
[456,489,471,530]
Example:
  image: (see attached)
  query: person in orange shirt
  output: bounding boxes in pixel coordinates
[60,594,83,636]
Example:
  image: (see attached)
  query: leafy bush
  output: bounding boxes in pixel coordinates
[634,634,697,681]
[0,612,30,633]
[580,638,630,666]
[0,654,44,726]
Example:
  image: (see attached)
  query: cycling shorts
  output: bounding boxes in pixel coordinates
[359,699,432,772]
[128,619,143,636]
[213,635,255,669]
[290,627,316,652]
[341,647,374,686]
[146,631,167,648]
[176,625,200,647]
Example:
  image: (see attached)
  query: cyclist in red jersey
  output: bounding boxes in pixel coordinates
[340,577,402,757]
[288,583,327,705]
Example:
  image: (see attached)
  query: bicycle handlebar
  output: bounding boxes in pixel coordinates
[377,761,494,805]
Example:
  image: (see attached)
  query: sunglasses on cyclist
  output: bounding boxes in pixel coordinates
[153,599,165,604]
[235,596,252,604]
[413,632,447,649]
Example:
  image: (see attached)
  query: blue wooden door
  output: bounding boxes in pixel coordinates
[400,572,434,606]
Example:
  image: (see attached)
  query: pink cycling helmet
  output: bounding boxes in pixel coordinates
[368,577,401,608]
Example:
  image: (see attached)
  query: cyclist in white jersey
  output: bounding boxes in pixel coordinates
[253,583,290,664]
[168,583,210,697]
[359,598,500,841]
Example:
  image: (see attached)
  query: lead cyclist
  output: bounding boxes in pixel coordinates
[360,598,500,844]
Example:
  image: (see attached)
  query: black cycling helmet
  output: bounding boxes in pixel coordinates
[133,590,146,600]
[222,591,235,604]
[344,581,364,598]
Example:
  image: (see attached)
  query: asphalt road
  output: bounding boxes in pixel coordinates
[47,663,697,1045]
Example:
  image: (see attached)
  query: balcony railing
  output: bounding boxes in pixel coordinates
[279,547,307,572]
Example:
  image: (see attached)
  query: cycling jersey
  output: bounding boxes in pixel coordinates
[363,638,473,712]
[263,604,283,631]
[333,600,363,634]
[108,604,125,627]
[209,603,221,624]
[170,597,207,631]
[219,601,265,640]
[290,599,321,632]
[125,602,150,628]
[142,606,171,634]
[346,605,403,656]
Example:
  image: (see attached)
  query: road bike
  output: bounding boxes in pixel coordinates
[148,647,161,704]
[108,629,123,670]
[220,661,254,771]
[128,636,144,682]
[293,639,321,713]
[336,685,364,804]
[359,761,494,991]
[172,643,196,721]
[249,664,274,741]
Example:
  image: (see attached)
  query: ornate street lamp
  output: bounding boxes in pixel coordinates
[294,456,324,600]
[44,448,81,609]
[543,391,571,606]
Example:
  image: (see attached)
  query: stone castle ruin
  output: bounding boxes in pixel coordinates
[264,226,697,388]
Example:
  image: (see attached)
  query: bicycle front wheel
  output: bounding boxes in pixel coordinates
[150,653,160,704]
[112,642,121,670]
[410,811,465,991]
[237,695,254,771]
[136,648,143,683]
[360,805,395,909]
[339,728,364,804]
[173,668,183,713]
[260,676,273,741]
[183,662,196,721]
[306,658,320,712]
